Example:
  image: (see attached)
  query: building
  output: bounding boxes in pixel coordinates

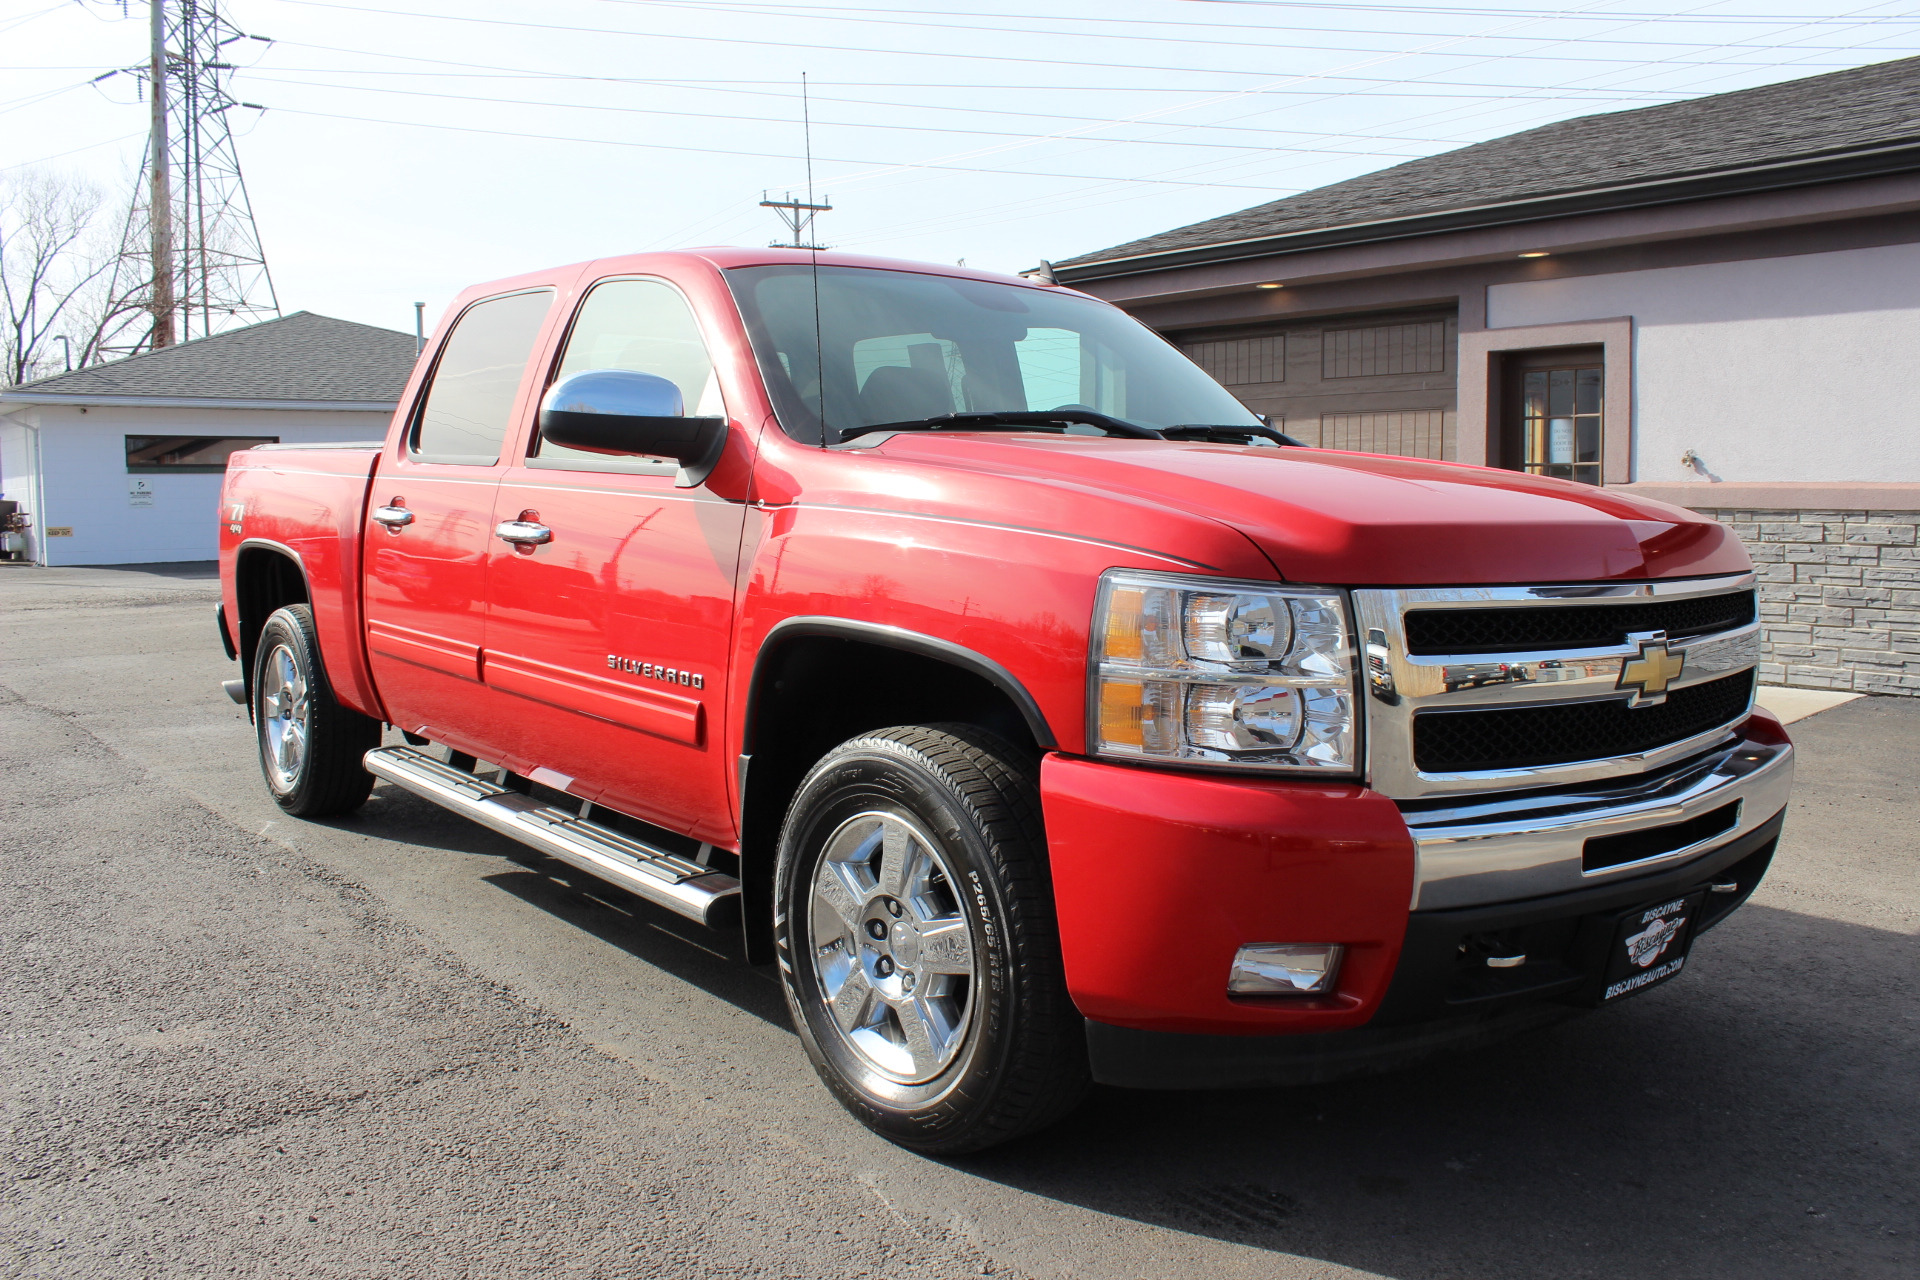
[1,312,415,566]
[1050,56,1920,697]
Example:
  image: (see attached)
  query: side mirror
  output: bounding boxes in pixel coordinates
[537,369,727,486]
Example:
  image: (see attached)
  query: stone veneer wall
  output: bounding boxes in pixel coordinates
[1694,508,1920,696]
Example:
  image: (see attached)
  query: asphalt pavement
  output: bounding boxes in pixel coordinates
[0,562,1913,1280]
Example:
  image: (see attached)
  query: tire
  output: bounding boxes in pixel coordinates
[252,604,380,818]
[774,723,1089,1154]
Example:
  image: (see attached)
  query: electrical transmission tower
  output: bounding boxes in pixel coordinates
[101,0,280,355]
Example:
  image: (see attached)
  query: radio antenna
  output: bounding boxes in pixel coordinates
[758,74,831,251]
[758,74,832,442]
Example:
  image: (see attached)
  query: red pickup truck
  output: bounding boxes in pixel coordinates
[217,248,1792,1153]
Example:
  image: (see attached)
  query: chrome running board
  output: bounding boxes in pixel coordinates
[363,746,741,929]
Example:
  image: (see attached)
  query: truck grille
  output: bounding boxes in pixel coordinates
[1413,670,1757,773]
[1352,574,1761,799]
[1404,590,1755,655]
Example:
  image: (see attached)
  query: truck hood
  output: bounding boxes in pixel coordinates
[870,435,1750,584]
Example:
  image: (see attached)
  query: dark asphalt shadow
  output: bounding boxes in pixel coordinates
[335,782,792,1030]
[952,695,1919,1279]
[944,901,1915,1279]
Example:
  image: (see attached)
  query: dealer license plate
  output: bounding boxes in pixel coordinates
[1599,891,1707,1003]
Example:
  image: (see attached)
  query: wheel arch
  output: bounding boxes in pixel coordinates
[233,539,312,710]
[735,618,1057,964]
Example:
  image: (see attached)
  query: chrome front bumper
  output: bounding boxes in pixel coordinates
[1400,726,1793,910]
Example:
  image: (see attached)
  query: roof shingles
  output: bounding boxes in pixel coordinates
[1060,55,1920,269]
[9,311,417,402]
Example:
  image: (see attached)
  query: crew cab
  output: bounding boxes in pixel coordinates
[217,249,1792,1153]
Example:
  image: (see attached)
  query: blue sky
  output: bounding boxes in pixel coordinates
[7,0,1919,334]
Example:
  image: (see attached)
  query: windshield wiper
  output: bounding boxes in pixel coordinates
[1161,423,1303,447]
[837,410,1165,444]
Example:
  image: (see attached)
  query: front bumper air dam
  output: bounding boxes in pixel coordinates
[1040,754,1418,1037]
[1085,808,1783,1090]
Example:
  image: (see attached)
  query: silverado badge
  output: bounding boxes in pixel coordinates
[1617,630,1684,708]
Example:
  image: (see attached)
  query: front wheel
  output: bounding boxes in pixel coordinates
[774,724,1088,1154]
[252,604,380,817]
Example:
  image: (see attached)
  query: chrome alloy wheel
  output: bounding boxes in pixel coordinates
[808,811,976,1084]
[259,642,310,791]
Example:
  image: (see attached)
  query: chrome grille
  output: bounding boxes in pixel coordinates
[1353,574,1760,800]
[1414,670,1756,773]
[1403,590,1755,655]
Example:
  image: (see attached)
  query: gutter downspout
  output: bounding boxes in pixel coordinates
[27,420,47,567]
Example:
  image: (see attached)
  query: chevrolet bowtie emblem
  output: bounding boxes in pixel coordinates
[1618,630,1685,707]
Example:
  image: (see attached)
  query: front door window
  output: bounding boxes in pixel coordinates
[1521,366,1602,485]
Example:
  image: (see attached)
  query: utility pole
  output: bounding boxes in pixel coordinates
[100,0,279,358]
[148,0,176,349]
[760,193,832,250]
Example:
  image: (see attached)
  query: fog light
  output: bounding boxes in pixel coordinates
[1228,943,1344,995]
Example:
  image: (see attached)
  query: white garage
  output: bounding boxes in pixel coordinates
[0,312,415,566]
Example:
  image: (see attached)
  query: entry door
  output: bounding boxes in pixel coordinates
[1502,346,1603,486]
[483,276,747,845]
[363,288,555,755]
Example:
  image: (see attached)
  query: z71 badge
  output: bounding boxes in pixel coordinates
[608,655,705,690]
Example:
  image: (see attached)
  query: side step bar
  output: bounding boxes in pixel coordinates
[364,746,741,929]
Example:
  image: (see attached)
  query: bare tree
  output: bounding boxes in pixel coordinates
[0,168,145,386]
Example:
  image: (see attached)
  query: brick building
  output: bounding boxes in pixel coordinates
[1048,57,1920,696]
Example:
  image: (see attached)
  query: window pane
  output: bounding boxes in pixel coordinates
[539,279,722,465]
[1548,368,1575,416]
[1576,368,1602,415]
[1577,415,1601,464]
[125,435,277,472]
[1523,370,1546,417]
[414,290,553,463]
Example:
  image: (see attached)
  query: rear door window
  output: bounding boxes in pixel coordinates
[411,289,554,464]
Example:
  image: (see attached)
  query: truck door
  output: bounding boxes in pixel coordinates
[483,276,747,845]
[362,287,557,756]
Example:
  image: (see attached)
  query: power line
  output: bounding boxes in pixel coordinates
[268,105,1298,189]
[272,0,1913,86]
[242,73,1455,159]
[607,0,1920,65]
[0,132,144,175]
[248,65,1502,145]
[1190,0,1920,22]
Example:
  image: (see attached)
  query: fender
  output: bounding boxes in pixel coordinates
[733,616,1060,966]
[743,616,1058,754]
[234,536,311,712]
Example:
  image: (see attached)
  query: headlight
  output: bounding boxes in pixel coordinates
[1090,570,1358,773]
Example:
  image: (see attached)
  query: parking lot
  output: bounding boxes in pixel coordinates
[0,561,1913,1279]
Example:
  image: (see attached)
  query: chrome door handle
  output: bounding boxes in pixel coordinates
[495,520,553,546]
[371,505,414,528]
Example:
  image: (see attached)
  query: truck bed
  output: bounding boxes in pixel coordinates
[219,443,386,720]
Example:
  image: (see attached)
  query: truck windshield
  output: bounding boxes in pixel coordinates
[726,264,1262,446]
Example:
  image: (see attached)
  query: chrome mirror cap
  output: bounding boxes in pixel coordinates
[536,368,726,486]
[543,368,685,419]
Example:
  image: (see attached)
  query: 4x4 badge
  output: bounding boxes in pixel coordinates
[1617,630,1685,708]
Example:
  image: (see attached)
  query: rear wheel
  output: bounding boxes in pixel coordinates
[774,724,1088,1154]
[253,604,379,817]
